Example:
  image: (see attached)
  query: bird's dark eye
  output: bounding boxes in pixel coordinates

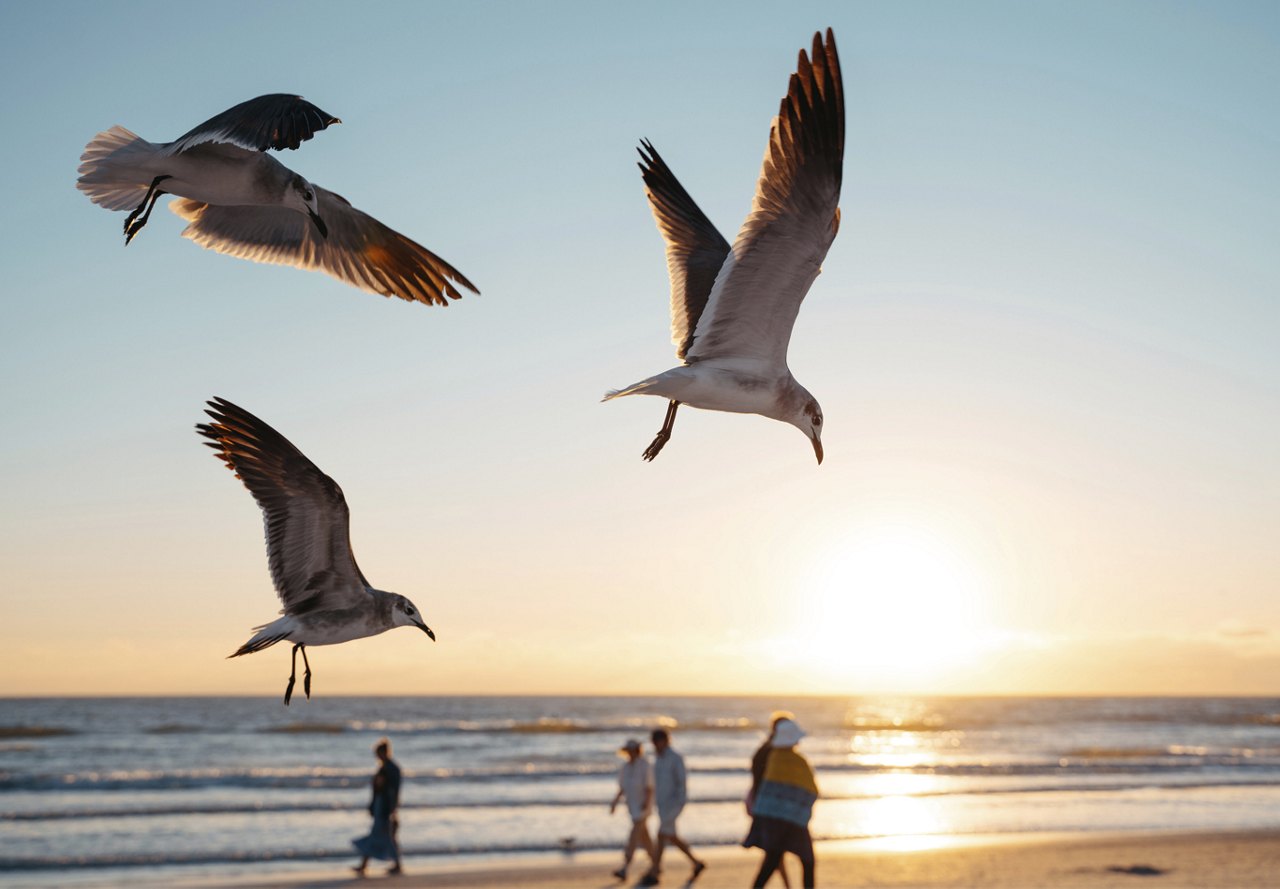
[303,189,314,201]
[813,415,822,426]
[405,606,415,616]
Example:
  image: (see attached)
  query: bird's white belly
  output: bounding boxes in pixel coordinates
[291,615,390,647]
[658,364,786,415]
[156,152,268,206]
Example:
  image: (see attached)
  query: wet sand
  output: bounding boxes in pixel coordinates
[200,828,1280,888]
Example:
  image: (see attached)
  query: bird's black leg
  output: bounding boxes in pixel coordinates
[643,400,681,462]
[123,175,171,245]
[300,645,313,700]
[284,643,301,706]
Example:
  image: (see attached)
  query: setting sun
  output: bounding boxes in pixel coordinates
[786,525,999,687]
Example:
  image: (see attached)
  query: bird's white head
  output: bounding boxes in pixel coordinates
[786,391,824,465]
[287,175,328,238]
[389,594,435,640]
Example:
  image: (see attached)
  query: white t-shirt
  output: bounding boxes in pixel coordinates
[653,748,687,816]
[618,757,653,820]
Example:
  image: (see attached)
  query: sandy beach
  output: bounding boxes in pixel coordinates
[201,829,1280,889]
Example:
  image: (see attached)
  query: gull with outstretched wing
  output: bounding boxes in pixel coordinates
[77,94,478,306]
[605,30,844,463]
[197,397,435,705]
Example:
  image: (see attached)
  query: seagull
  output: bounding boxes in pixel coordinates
[604,30,844,463]
[77,94,479,306]
[197,397,435,705]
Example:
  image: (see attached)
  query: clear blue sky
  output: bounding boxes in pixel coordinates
[1,1,1278,695]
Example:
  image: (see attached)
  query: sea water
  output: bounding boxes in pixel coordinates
[3,695,1280,886]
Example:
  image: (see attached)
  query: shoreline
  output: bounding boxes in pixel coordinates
[176,827,1280,888]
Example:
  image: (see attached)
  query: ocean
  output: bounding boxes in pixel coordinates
[3,695,1280,886]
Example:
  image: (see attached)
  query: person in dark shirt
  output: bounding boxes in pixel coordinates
[353,738,403,876]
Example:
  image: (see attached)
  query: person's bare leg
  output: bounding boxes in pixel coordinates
[668,833,700,864]
[646,835,668,879]
[352,855,369,876]
[666,833,706,879]
[616,819,644,879]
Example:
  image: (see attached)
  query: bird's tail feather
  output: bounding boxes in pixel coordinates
[602,378,660,402]
[76,126,160,211]
[227,631,290,659]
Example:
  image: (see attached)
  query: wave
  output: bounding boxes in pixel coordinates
[261,723,349,734]
[1064,746,1203,760]
[145,724,203,735]
[5,753,1280,795]
[0,726,75,739]
[14,702,1280,740]
[9,776,1280,822]
[346,716,755,735]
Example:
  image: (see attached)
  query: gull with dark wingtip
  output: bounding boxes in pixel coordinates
[604,30,845,463]
[77,94,478,306]
[197,397,435,705]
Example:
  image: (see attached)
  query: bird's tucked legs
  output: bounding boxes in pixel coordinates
[642,400,681,461]
[284,642,306,706]
[123,175,171,245]
[300,645,312,700]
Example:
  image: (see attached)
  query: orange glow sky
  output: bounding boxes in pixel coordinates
[2,1,1278,697]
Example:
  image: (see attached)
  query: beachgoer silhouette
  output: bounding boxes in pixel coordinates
[643,728,706,885]
[747,712,796,887]
[353,738,403,876]
[609,738,657,882]
[744,719,817,888]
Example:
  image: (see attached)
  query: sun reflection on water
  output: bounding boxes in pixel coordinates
[818,715,961,845]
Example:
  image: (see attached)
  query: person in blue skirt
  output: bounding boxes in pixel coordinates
[353,738,403,876]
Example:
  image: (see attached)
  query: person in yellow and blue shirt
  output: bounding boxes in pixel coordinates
[743,718,817,888]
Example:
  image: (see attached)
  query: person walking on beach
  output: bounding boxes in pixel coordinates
[353,738,403,876]
[747,712,796,888]
[744,718,817,888]
[642,728,707,885]
[610,738,656,882]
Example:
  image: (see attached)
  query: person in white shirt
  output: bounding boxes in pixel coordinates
[609,738,656,881]
[643,728,707,885]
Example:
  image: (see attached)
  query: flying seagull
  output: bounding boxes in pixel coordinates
[197,397,435,705]
[604,30,844,463]
[77,94,479,306]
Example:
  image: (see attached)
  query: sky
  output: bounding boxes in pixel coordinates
[0,0,1277,697]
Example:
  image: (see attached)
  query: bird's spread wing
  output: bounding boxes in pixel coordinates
[161,94,340,156]
[197,397,370,616]
[169,188,479,305]
[637,140,732,360]
[685,30,844,368]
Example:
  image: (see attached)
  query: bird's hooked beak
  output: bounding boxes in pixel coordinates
[811,435,824,465]
[308,209,328,239]
[414,619,436,641]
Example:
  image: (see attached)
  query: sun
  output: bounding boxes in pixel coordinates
[783,524,996,689]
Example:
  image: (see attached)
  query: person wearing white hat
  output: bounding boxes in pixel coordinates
[609,739,656,881]
[743,718,818,888]
[745,712,797,887]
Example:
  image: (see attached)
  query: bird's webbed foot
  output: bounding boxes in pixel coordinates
[641,400,680,462]
[642,431,670,462]
[122,175,171,246]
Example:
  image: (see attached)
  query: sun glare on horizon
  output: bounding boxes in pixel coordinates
[782,524,1002,690]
